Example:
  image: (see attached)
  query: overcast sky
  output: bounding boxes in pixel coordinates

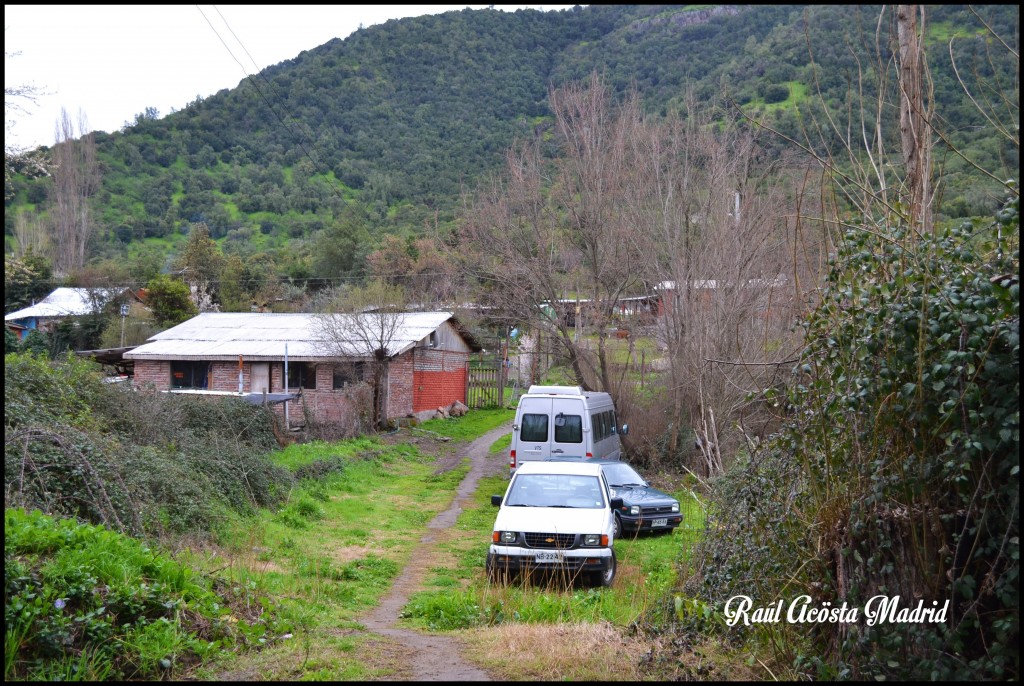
[5,4,576,151]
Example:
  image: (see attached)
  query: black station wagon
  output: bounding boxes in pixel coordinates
[546,458,682,537]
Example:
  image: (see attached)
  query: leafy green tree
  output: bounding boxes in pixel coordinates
[4,250,54,314]
[4,327,20,353]
[171,223,224,309]
[218,254,250,311]
[311,202,371,280]
[19,328,50,357]
[145,275,198,327]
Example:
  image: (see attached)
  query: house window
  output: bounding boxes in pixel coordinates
[333,362,365,389]
[286,362,316,390]
[170,361,210,389]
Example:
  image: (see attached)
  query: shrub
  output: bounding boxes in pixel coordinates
[687,194,1019,680]
[4,353,293,538]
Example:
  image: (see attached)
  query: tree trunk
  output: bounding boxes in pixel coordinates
[897,4,933,236]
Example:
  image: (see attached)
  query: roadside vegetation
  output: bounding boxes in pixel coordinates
[4,350,719,680]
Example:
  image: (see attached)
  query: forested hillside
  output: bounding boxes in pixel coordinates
[4,4,1017,291]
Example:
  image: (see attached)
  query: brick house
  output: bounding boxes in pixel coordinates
[124,311,482,429]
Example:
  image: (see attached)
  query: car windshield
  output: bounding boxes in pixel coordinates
[602,463,647,487]
[505,474,605,508]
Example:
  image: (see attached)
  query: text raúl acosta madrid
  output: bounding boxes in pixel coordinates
[723,595,950,627]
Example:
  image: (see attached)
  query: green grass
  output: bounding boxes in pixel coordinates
[7,407,702,680]
[5,508,257,681]
[186,437,472,679]
[743,81,808,113]
[268,436,385,472]
[928,21,985,43]
[489,433,511,455]
[414,407,514,441]
[401,469,706,632]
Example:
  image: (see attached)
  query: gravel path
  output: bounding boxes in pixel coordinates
[359,422,511,681]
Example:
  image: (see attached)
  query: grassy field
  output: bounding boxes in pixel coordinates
[8,406,722,680]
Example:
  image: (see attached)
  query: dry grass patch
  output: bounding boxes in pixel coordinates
[329,544,372,566]
[461,620,650,681]
[350,635,411,680]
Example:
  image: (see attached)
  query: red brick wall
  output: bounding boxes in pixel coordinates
[212,360,247,393]
[132,360,170,390]
[131,359,371,430]
[411,348,469,412]
[388,351,415,418]
[413,369,468,411]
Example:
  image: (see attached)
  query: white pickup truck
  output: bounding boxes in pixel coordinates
[486,460,623,587]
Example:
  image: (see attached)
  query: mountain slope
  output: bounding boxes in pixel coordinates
[4,4,1017,281]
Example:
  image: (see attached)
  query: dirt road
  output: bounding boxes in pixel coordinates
[358,422,510,681]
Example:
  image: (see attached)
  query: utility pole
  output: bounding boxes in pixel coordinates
[119,303,130,347]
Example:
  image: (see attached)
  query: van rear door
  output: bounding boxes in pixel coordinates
[550,396,587,458]
[516,396,588,462]
[516,397,552,463]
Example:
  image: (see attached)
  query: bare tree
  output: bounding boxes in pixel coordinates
[459,75,809,474]
[312,281,408,429]
[49,108,99,276]
[457,73,652,393]
[626,96,809,475]
[896,4,934,235]
[12,210,49,258]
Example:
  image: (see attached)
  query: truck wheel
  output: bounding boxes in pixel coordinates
[613,514,622,539]
[591,549,616,588]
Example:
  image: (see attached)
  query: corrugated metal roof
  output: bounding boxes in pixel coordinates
[5,287,124,321]
[124,311,457,361]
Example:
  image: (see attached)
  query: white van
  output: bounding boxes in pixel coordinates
[508,385,628,477]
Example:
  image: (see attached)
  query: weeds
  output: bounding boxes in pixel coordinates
[4,508,282,681]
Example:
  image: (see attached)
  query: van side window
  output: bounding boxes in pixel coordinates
[592,411,606,442]
[600,411,610,440]
[554,414,583,443]
[521,414,549,442]
[610,410,618,434]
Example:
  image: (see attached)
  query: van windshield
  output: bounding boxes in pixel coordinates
[506,474,604,508]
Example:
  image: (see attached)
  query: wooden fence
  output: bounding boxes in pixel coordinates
[467,364,506,408]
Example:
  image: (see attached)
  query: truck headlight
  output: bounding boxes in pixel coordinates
[629,505,640,515]
[492,531,517,544]
[671,502,680,513]
[582,534,607,547]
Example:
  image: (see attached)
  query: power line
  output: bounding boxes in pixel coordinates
[194,5,402,257]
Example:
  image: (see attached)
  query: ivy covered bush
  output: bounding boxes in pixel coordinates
[687,193,1019,680]
[4,352,293,537]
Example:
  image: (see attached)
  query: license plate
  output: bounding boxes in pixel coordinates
[652,518,668,527]
[535,550,564,563]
